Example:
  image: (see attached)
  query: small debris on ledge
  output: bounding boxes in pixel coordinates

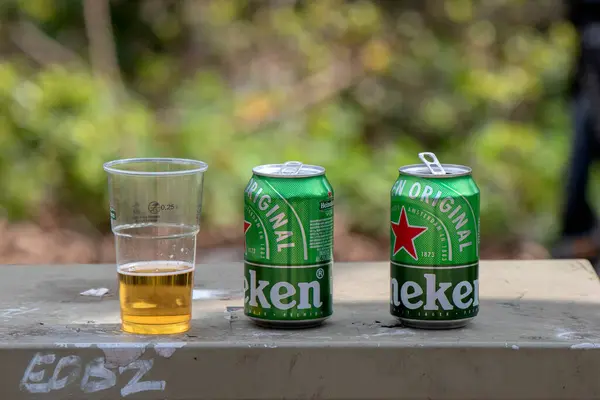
[80,288,109,297]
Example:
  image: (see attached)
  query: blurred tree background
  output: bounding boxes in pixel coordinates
[0,0,583,263]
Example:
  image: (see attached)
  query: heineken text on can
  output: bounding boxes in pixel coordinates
[390,152,480,329]
[244,161,334,328]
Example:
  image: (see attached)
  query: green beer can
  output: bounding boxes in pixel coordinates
[390,152,480,329]
[244,161,334,328]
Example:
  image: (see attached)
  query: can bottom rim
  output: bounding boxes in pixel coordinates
[396,316,474,330]
[247,316,330,329]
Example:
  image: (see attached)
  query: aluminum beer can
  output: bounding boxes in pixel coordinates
[390,152,480,329]
[244,161,334,328]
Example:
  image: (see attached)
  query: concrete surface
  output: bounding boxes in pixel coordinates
[0,260,599,400]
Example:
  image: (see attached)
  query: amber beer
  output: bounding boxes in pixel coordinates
[118,261,194,335]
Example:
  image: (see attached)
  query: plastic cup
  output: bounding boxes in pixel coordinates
[103,158,208,334]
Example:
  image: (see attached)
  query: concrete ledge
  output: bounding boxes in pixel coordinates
[0,260,599,399]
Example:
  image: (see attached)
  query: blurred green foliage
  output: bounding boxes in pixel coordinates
[0,0,581,245]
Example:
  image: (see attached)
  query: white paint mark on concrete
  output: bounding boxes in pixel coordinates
[20,353,56,393]
[97,343,149,349]
[154,347,177,359]
[556,330,600,341]
[80,357,117,393]
[247,343,271,348]
[571,343,600,349]
[193,289,231,300]
[511,345,519,350]
[54,343,93,349]
[371,329,415,337]
[119,359,165,397]
[49,355,81,390]
[1,307,40,319]
[154,342,186,358]
[252,332,285,337]
[556,330,577,340]
[80,288,109,297]
[20,351,167,397]
[98,343,148,368]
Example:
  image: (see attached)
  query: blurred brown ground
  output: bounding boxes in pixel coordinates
[0,210,551,265]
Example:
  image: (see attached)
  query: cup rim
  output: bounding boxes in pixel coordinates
[103,157,208,176]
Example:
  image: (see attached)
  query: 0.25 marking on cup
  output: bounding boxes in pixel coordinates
[148,201,178,215]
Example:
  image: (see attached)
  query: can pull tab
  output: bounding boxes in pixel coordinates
[418,152,447,175]
[279,161,303,175]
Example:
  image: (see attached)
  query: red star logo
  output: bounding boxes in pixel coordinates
[243,220,251,252]
[391,206,427,260]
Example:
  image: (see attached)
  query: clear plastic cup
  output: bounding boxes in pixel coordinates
[103,158,208,334]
